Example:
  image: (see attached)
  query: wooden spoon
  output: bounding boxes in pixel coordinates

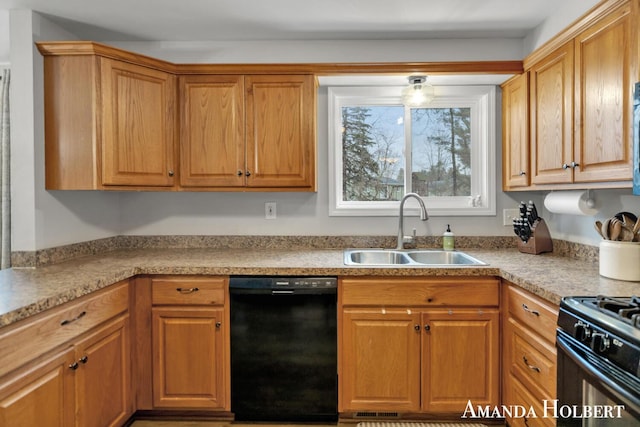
[609,218,622,241]
[594,221,606,239]
[601,218,611,240]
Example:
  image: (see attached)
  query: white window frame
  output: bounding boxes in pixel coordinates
[328,85,496,217]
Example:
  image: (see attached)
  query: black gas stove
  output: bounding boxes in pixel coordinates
[558,296,640,378]
[557,296,640,425]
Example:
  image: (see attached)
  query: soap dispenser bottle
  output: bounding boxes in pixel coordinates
[443,224,455,251]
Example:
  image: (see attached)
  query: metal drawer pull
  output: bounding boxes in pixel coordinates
[176,287,199,294]
[60,311,87,326]
[69,362,79,370]
[521,303,540,316]
[216,322,221,329]
[79,355,89,364]
[522,355,541,372]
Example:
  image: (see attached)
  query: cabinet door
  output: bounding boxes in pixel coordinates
[100,58,176,187]
[74,315,131,427]
[421,309,499,413]
[340,309,421,412]
[245,75,316,189]
[152,307,227,409]
[179,75,245,187]
[530,41,574,185]
[574,2,634,183]
[502,73,530,189]
[0,347,75,427]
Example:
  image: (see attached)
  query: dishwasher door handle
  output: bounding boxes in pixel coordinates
[272,290,295,295]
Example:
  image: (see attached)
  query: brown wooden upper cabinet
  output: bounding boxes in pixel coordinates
[502,72,530,189]
[504,0,638,190]
[38,45,178,190]
[37,41,317,192]
[179,74,316,190]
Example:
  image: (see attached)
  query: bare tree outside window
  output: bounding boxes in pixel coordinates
[411,108,471,197]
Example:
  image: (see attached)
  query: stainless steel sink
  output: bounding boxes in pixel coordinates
[405,250,485,265]
[344,249,487,266]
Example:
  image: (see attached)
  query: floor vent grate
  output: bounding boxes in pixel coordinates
[354,412,400,418]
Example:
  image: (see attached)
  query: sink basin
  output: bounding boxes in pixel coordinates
[405,250,485,265]
[344,249,487,266]
[346,249,412,265]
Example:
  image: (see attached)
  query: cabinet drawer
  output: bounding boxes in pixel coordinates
[151,277,226,306]
[0,281,129,378]
[507,317,556,399]
[341,277,499,307]
[507,286,558,343]
[507,373,555,427]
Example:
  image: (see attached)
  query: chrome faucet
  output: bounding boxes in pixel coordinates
[396,192,429,249]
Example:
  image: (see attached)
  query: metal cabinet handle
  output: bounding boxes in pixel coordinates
[176,287,199,294]
[237,170,243,176]
[562,163,570,170]
[61,311,87,326]
[519,170,526,176]
[79,355,89,364]
[522,355,540,372]
[245,170,251,177]
[424,324,430,331]
[570,161,580,168]
[168,170,175,177]
[216,322,222,329]
[414,324,420,331]
[521,303,540,316]
[69,362,79,370]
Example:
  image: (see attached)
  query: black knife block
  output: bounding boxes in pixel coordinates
[517,219,553,255]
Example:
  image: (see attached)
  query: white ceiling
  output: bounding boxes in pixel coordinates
[0,0,564,42]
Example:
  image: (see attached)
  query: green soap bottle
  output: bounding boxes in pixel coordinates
[443,224,455,251]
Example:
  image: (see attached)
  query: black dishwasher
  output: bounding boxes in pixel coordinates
[229,276,338,422]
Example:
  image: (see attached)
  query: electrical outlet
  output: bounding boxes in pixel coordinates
[265,202,277,220]
[503,208,519,226]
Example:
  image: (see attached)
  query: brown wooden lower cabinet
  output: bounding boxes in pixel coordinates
[75,314,132,427]
[149,276,230,411]
[0,347,75,427]
[502,282,559,427]
[339,277,500,416]
[151,307,227,409]
[0,284,132,427]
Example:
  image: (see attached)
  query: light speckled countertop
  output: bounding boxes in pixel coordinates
[1,247,639,327]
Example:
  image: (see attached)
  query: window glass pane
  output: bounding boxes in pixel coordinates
[342,105,405,201]
[410,108,471,197]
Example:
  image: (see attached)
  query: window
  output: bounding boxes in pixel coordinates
[328,85,496,216]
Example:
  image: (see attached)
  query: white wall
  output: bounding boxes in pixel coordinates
[12,2,634,250]
[10,10,121,251]
[0,10,9,66]
[523,0,600,54]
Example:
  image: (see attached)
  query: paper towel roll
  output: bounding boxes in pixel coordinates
[543,191,598,216]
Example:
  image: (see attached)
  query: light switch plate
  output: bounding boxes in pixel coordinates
[265,202,277,220]
[503,208,519,226]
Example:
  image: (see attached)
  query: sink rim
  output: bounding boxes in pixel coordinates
[343,248,488,266]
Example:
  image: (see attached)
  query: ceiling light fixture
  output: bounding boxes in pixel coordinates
[401,75,435,107]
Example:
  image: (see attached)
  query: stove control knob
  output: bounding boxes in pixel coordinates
[574,321,592,342]
[591,332,611,354]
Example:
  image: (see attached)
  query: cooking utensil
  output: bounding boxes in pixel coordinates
[594,221,606,239]
[609,218,622,241]
[601,218,611,240]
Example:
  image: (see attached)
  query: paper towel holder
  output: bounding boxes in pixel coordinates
[544,189,599,216]
[585,189,596,209]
